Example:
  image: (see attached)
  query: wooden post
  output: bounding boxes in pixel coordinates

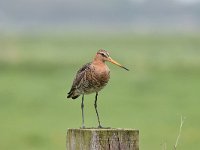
[67,128,139,150]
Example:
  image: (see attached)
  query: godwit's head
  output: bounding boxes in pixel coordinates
[95,49,129,71]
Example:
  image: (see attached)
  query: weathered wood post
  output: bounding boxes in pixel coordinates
[67,128,139,150]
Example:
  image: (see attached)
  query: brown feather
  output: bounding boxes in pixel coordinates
[67,62,91,99]
[67,60,110,99]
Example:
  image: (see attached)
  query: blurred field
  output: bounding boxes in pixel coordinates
[0,33,200,150]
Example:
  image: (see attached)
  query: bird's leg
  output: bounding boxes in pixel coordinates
[94,92,102,128]
[81,94,85,128]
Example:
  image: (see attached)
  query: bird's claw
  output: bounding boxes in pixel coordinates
[81,125,86,129]
[98,125,103,128]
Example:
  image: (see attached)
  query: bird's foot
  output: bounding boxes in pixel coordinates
[80,125,86,129]
[98,125,103,128]
[97,125,111,129]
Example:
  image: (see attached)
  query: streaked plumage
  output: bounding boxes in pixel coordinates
[67,49,129,128]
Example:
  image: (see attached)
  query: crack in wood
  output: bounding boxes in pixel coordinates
[108,137,111,150]
[117,136,120,150]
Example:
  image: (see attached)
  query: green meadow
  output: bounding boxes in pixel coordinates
[0,33,200,150]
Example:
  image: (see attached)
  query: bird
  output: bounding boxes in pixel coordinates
[67,49,129,128]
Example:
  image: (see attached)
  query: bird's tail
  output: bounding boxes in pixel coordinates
[67,89,80,99]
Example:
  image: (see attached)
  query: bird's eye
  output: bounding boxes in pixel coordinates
[100,53,106,57]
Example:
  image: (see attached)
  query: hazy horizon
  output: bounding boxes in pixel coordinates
[0,0,200,33]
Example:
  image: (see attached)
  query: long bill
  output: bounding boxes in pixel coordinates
[108,57,129,71]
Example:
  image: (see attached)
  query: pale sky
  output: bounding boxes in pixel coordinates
[176,0,200,4]
[129,0,200,4]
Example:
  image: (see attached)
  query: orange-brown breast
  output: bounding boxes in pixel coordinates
[83,62,110,94]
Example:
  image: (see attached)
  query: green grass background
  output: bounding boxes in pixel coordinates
[0,33,200,150]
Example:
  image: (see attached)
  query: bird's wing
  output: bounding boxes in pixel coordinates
[72,62,91,89]
[67,62,91,98]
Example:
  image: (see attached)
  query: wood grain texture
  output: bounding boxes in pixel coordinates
[67,128,139,150]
